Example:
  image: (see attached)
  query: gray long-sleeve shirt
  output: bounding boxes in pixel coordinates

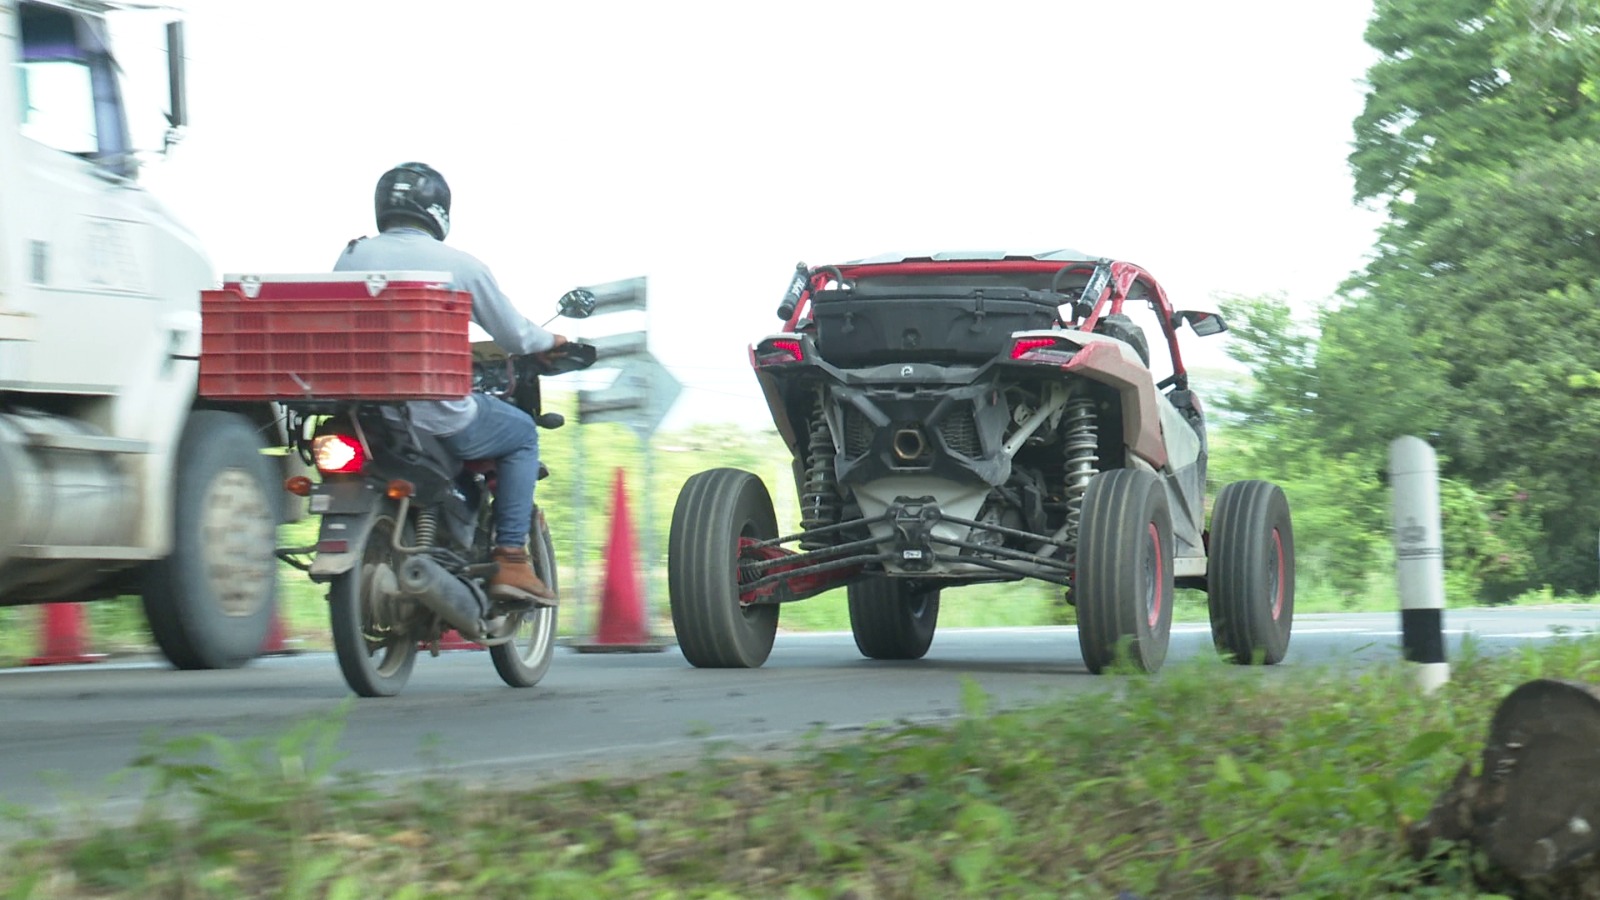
[334,226,556,435]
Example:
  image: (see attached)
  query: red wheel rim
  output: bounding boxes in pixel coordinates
[1146,522,1164,628]
[1270,527,1285,620]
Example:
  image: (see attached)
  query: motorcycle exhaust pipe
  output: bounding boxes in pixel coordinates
[892,427,928,462]
[396,554,487,641]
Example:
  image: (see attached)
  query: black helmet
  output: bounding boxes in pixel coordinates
[374,162,451,240]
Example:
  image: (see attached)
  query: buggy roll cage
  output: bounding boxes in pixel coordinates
[777,257,1194,392]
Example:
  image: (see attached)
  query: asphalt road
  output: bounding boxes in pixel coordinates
[1,607,1596,826]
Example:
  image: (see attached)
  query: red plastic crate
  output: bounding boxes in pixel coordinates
[199,280,473,401]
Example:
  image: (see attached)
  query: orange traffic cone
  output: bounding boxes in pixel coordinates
[574,468,671,653]
[259,605,298,656]
[27,603,105,666]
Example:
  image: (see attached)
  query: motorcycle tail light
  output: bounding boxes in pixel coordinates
[312,434,365,474]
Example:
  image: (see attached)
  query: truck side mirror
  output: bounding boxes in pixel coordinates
[165,21,188,132]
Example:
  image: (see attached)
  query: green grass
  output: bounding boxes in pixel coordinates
[7,634,1599,897]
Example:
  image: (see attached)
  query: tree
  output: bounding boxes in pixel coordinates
[1352,0,1600,221]
[1332,0,1600,593]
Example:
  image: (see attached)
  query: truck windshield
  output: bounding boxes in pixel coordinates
[17,3,132,173]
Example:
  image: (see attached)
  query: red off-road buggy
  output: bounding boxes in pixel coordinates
[667,251,1293,674]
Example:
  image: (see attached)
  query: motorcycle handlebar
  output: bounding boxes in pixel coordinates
[521,341,598,377]
[471,341,597,398]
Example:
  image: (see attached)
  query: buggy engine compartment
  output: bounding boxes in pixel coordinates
[745,252,1213,598]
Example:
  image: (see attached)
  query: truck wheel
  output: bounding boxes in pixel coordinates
[491,510,559,688]
[1207,480,1295,665]
[141,410,279,670]
[1075,468,1174,674]
[847,577,940,660]
[329,516,417,697]
[668,468,779,668]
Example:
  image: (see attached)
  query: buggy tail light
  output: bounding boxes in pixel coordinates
[753,338,805,367]
[1009,336,1077,365]
[311,434,366,474]
[1010,338,1057,359]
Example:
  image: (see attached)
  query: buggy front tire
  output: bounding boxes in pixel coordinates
[847,577,940,660]
[1207,480,1294,665]
[668,468,779,668]
[1075,468,1174,674]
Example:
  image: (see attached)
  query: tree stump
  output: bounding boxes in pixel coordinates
[1408,679,1600,898]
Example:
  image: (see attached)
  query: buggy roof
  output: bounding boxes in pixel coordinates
[782,249,1196,388]
[842,249,1096,265]
[825,250,1171,306]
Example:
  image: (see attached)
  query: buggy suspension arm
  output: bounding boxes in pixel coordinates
[736,514,896,605]
[738,538,886,605]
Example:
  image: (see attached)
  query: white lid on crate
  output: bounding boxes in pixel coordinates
[220,271,454,299]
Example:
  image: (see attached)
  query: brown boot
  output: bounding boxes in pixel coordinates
[489,546,557,608]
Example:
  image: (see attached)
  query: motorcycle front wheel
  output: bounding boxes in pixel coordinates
[329,515,419,698]
[490,509,560,688]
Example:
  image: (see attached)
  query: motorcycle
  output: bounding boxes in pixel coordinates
[277,290,598,697]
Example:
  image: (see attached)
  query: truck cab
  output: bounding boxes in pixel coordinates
[0,2,283,669]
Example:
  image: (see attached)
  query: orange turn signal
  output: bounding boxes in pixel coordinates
[284,476,313,496]
[386,479,416,500]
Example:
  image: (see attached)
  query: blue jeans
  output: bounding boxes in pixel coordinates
[439,394,539,550]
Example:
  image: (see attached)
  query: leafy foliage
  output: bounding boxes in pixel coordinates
[1352,0,1600,220]
[1213,0,1600,598]
[9,637,1600,897]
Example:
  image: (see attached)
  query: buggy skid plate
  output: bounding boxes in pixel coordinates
[737,498,1076,605]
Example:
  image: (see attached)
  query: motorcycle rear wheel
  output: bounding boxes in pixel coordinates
[329,516,418,697]
[490,510,560,688]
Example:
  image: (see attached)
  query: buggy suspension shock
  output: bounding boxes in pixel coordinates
[799,393,840,550]
[1061,396,1099,538]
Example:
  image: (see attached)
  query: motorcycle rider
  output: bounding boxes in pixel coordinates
[335,161,564,607]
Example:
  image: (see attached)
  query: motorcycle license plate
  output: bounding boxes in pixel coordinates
[310,479,378,515]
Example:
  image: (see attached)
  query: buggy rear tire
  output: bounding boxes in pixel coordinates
[141,410,279,670]
[490,510,559,688]
[847,578,940,660]
[668,468,779,668]
[1075,468,1174,674]
[1207,480,1294,665]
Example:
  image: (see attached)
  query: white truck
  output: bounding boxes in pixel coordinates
[0,1,284,668]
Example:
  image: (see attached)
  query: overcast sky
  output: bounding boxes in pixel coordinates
[130,1,1384,430]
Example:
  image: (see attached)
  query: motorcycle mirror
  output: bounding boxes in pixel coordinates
[559,289,598,320]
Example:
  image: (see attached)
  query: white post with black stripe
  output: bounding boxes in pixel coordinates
[1390,436,1448,693]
